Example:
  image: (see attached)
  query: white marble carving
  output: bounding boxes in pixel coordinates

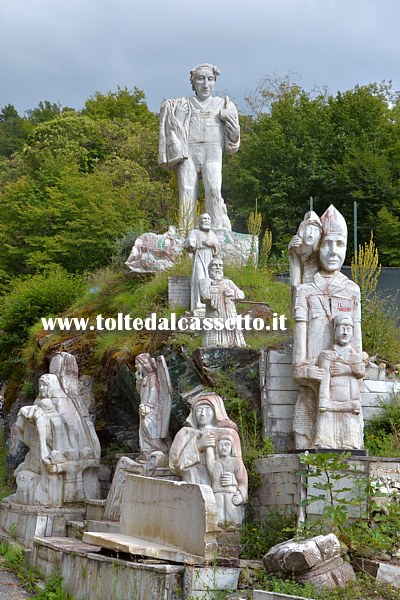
[125,227,184,273]
[14,353,100,506]
[288,211,322,286]
[292,205,363,450]
[135,353,172,458]
[314,315,365,449]
[199,258,246,348]
[83,473,218,564]
[169,393,247,525]
[159,63,240,230]
[186,213,221,313]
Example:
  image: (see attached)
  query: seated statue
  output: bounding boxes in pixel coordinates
[14,353,100,507]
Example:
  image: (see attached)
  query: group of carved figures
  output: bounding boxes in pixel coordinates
[10,60,365,533]
[290,206,364,450]
[14,353,100,507]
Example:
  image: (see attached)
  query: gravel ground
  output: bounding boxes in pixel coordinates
[0,560,33,599]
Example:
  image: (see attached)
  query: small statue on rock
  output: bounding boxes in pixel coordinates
[199,257,246,348]
[185,213,221,313]
[135,353,172,459]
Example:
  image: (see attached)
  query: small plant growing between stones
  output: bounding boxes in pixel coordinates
[295,451,400,559]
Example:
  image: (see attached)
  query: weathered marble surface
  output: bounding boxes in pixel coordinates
[13,352,100,507]
[200,258,246,348]
[83,474,218,564]
[186,213,221,312]
[135,353,172,457]
[159,63,240,231]
[263,533,356,589]
[291,206,363,450]
[125,227,184,273]
[169,392,247,525]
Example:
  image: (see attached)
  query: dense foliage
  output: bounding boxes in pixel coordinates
[224,78,400,264]
[0,87,176,288]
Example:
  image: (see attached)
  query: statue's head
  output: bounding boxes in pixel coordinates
[297,211,322,250]
[217,434,238,458]
[319,205,347,273]
[208,257,224,280]
[198,213,212,231]
[190,63,220,100]
[194,401,216,428]
[135,353,156,384]
[333,315,354,346]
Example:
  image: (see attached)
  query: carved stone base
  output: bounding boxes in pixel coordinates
[0,498,86,548]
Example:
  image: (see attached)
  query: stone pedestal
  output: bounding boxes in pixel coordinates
[0,499,85,548]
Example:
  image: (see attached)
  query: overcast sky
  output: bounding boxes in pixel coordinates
[1,0,399,116]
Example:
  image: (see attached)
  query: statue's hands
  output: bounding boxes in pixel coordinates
[221,472,234,486]
[47,464,58,474]
[293,364,324,383]
[330,363,351,376]
[198,431,215,450]
[288,235,302,253]
[224,114,240,143]
[139,404,151,416]
[175,99,189,123]
[232,491,244,505]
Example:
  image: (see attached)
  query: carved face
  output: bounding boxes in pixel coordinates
[199,214,211,231]
[302,224,321,248]
[209,260,223,280]
[135,361,147,387]
[192,68,215,100]
[319,234,346,273]
[335,321,353,346]
[218,438,232,458]
[195,403,215,427]
[38,377,50,398]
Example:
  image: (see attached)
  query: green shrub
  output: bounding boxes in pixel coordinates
[362,294,400,364]
[241,511,296,559]
[364,393,400,457]
[0,268,84,379]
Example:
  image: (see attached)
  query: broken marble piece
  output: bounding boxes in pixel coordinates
[263,533,356,589]
[83,474,218,564]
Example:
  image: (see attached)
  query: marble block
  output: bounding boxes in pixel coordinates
[83,474,218,564]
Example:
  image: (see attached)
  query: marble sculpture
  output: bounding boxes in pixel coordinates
[14,352,100,506]
[185,213,221,313]
[291,205,363,450]
[159,63,240,230]
[169,393,247,525]
[200,257,246,348]
[135,353,172,458]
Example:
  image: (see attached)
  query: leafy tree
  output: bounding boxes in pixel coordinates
[0,104,31,158]
[83,86,155,125]
[25,100,69,124]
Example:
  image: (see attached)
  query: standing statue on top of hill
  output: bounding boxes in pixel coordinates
[159,63,240,231]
